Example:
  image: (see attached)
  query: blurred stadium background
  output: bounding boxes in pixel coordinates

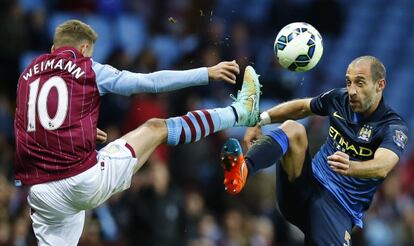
[1,0,414,245]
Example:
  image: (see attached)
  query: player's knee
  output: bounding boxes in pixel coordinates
[143,118,165,131]
[281,120,308,148]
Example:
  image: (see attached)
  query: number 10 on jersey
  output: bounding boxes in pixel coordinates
[27,76,69,132]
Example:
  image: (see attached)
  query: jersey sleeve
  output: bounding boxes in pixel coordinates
[92,61,209,96]
[379,123,409,158]
[310,89,340,116]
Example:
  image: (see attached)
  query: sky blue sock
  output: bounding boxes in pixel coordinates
[166,107,236,146]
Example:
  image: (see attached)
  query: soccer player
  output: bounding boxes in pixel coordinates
[220,56,409,245]
[14,20,261,245]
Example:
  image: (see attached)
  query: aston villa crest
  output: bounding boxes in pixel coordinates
[358,124,372,141]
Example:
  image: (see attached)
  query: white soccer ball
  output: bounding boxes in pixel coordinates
[274,22,323,72]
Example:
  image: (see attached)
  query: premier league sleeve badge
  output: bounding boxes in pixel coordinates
[393,129,408,149]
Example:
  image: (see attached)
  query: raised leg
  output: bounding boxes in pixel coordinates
[121,118,167,173]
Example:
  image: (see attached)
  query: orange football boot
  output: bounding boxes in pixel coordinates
[220,138,248,195]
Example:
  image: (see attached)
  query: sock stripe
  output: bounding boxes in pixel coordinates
[182,115,196,142]
[192,111,206,137]
[179,118,189,143]
[267,129,289,155]
[201,110,215,133]
[179,127,186,144]
[188,112,202,141]
[197,111,211,135]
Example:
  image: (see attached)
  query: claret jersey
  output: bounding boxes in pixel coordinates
[15,47,100,185]
[310,88,409,227]
[15,46,209,186]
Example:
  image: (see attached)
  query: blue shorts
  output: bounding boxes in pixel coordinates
[276,150,353,245]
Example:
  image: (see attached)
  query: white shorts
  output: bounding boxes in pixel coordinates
[27,139,137,246]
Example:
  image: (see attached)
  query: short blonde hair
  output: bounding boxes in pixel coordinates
[53,19,98,48]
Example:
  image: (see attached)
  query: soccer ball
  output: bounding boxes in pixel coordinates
[274,22,323,72]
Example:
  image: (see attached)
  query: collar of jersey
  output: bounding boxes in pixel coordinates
[51,46,83,59]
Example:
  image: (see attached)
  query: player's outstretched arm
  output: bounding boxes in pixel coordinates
[93,60,240,96]
[243,98,314,149]
[260,98,314,124]
[327,148,399,179]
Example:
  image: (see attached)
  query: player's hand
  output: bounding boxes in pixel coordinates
[96,128,107,144]
[243,125,262,150]
[327,151,351,176]
[207,60,240,84]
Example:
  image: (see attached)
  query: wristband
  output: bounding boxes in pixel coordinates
[259,111,271,126]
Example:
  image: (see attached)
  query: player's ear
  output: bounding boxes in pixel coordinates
[79,42,93,57]
[79,43,90,57]
[377,79,386,92]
